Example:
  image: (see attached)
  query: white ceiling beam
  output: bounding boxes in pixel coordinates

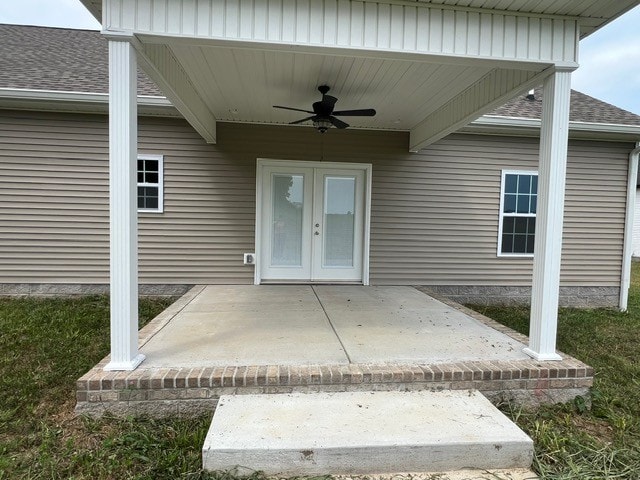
[409,67,556,152]
[115,34,218,144]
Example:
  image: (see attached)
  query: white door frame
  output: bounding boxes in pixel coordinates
[255,158,372,285]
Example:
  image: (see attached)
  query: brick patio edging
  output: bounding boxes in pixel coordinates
[76,358,593,417]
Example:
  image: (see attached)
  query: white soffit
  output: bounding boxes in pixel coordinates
[167,43,494,130]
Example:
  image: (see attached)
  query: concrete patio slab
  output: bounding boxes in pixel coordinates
[141,285,529,367]
[182,285,321,313]
[141,292,350,367]
[314,286,530,364]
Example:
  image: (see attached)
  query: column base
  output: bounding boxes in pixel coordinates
[104,353,146,371]
[523,348,562,361]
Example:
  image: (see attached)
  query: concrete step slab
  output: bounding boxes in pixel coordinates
[334,469,538,480]
[202,390,534,476]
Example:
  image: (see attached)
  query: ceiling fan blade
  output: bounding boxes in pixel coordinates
[274,105,315,114]
[289,116,316,125]
[332,108,377,117]
[329,116,349,129]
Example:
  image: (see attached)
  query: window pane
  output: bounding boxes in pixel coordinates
[525,234,535,254]
[518,175,531,194]
[137,171,144,183]
[146,172,159,184]
[503,216,515,233]
[505,174,517,194]
[145,159,158,171]
[530,194,537,214]
[324,176,355,267]
[271,174,304,266]
[138,186,159,210]
[145,196,159,209]
[531,175,538,193]
[502,216,535,254]
[504,194,516,213]
[517,194,530,214]
[502,234,513,253]
[137,160,143,171]
[513,234,527,253]
[514,217,528,233]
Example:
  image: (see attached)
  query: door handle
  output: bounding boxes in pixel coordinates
[315,223,320,227]
[314,231,320,236]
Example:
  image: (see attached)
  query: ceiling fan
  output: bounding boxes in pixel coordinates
[274,85,376,133]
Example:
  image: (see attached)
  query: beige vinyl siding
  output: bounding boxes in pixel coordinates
[0,110,630,287]
[0,111,109,283]
[372,135,628,286]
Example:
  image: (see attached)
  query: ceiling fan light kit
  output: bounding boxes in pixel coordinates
[273,85,376,133]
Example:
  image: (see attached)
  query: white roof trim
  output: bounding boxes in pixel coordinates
[0,87,170,106]
[465,115,640,141]
[0,87,179,117]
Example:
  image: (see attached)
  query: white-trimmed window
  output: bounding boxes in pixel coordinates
[137,154,163,213]
[498,170,538,256]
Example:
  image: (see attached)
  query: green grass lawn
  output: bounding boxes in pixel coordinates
[1,269,640,479]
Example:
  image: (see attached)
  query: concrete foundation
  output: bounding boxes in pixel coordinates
[420,285,620,308]
[1,283,620,307]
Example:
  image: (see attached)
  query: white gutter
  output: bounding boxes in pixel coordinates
[477,115,640,135]
[620,142,640,311]
[0,87,171,107]
[466,115,640,139]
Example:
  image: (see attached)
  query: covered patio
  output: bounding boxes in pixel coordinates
[77,0,639,378]
[76,286,593,416]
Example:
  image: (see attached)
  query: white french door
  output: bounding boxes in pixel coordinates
[257,160,370,284]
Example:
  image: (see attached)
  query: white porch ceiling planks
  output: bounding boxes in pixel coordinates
[134,41,217,143]
[409,67,547,151]
[168,44,493,130]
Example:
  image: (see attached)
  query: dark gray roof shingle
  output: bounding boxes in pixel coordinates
[1,24,640,126]
[0,24,160,96]
[490,87,640,126]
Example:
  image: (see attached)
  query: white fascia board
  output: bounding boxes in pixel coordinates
[464,115,640,142]
[0,87,179,117]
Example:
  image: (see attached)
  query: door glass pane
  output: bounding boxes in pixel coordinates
[271,174,304,266]
[324,176,355,267]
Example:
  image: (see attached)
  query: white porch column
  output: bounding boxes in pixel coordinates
[524,70,572,361]
[104,38,145,371]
